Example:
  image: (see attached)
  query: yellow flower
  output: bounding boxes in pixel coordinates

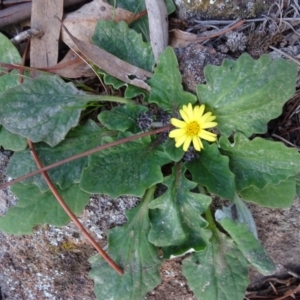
[169,103,217,151]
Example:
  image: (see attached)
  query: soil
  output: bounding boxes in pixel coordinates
[1,1,300,300]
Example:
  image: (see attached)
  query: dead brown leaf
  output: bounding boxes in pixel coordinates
[61,22,152,91]
[169,29,208,48]
[39,50,95,78]
[61,0,134,52]
[170,20,246,48]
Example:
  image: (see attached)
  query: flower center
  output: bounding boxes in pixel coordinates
[186,121,200,136]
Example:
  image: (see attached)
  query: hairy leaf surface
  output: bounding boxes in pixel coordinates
[6,120,112,192]
[93,20,154,72]
[0,126,27,151]
[148,47,196,112]
[0,33,27,149]
[80,134,169,198]
[0,75,92,146]
[148,164,211,257]
[197,53,297,137]
[161,138,184,162]
[98,104,148,133]
[183,230,249,300]
[0,183,89,234]
[240,178,296,208]
[217,217,275,275]
[220,133,300,191]
[187,142,235,200]
[89,188,161,300]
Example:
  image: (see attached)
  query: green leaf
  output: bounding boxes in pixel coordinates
[148,47,197,112]
[0,183,89,234]
[98,104,147,133]
[80,134,170,198]
[92,20,154,72]
[108,0,145,12]
[0,34,28,151]
[215,200,258,238]
[0,126,27,151]
[295,173,300,198]
[98,70,125,89]
[217,217,276,275]
[164,0,176,14]
[89,186,161,300]
[161,138,184,162]
[183,230,249,300]
[233,194,258,238]
[0,70,20,94]
[187,142,235,200]
[240,178,296,208]
[108,0,175,14]
[148,164,211,256]
[0,32,21,65]
[6,120,112,192]
[220,133,300,191]
[197,53,297,137]
[92,20,152,94]
[0,74,91,147]
[95,70,148,99]
[106,0,175,41]
[124,84,148,99]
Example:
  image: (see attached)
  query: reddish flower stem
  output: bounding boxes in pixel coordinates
[27,138,124,275]
[0,125,172,190]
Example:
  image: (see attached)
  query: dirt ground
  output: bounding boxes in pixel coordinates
[1,0,300,299]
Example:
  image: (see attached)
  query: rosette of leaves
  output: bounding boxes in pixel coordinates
[0,9,299,300]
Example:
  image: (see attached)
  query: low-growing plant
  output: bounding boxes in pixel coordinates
[0,2,299,299]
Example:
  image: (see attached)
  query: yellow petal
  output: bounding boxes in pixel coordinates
[199,130,217,141]
[199,138,204,149]
[187,103,193,118]
[194,104,205,119]
[199,112,213,123]
[192,136,201,151]
[198,129,216,137]
[183,136,192,151]
[171,118,186,128]
[202,122,218,129]
[182,103,193,118]
[175,135,187,148]
[193,105,199,119]
[182,104,188,111]
[179,109,191,122]
[206,115,216,122]
[169,128,186,138]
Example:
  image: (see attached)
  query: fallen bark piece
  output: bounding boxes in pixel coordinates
[30,0,63,68]
[145,0,168,62]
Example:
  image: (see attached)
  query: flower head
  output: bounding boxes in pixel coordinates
[169,103,217,151]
